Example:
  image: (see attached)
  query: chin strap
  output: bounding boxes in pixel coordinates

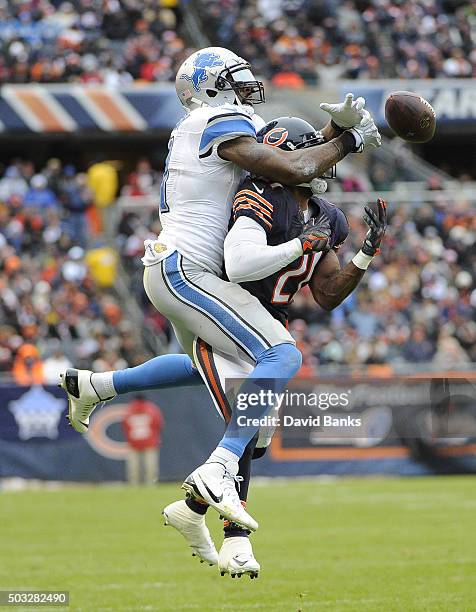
[298,178,328,194]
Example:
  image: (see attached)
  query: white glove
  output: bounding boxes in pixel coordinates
[348,110,382,152]
[320,92,366,128]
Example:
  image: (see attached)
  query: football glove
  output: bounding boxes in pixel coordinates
[299,213,331,254]
[320,93,366,129]
[348,110,382,152]
[361,198,387,256]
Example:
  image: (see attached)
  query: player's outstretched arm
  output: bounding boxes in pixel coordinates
[219,93,380,184]
[310,250,365,311]
[310,198,388,311]
[218,133,356,185]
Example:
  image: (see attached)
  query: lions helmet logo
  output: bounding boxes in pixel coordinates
[180,52,224,92]
[263,127,289,147]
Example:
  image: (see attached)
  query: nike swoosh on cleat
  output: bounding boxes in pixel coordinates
[232,556,249,567]
[203,481,223,504]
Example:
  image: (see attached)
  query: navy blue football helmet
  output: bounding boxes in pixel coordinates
[257,116,336,191]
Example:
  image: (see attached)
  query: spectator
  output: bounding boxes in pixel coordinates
[85,246,119,288]
[0,166,28,202]
[87,158,119,209]
[121,159,161,197]
[59,166,92,248]
[12,344,44,385]
[0,158,146,379]
[0,0,188,85]
[122,394,164,485]
[115,173,475,372]
[44,158,63,193]
[2,151,474,385]
[0,0,473,86]
[403,327,435,363]
[433,330,470,367]
[42,342,72,384]
[199,0,476,82]
[24,174,58,209]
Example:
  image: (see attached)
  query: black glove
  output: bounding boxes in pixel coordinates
[299,213,331,254]
[361,198,387,256]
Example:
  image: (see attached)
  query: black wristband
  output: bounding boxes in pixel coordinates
[332,132,355,160]
[331,119,345,134]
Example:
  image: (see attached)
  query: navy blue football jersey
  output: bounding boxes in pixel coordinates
[229,176,349,324]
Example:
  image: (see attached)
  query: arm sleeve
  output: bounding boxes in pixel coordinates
[224,216,303,284]
[199,112,256,160]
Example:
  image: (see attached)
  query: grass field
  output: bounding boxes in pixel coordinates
[1,476,476,611]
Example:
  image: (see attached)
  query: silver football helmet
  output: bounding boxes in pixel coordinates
[175,47,265,111]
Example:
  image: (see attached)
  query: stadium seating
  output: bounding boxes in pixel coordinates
[199,0,476,83]
[0,1,474,382]
[0,0,189,84]
[115,165,476,372]
[2,0,474,85]
[0,159,148,383]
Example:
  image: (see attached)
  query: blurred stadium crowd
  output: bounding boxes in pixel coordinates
[1,0,474,85]
[292,196,475,373]
[0,0,474,382]
[0,0,189,84]
[0,158,147,384]
[201,0,476,84]
[117,164,476,374]
[1,154,474,382]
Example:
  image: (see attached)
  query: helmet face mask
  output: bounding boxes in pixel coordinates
[176,47,265,110]
[215,63,265,106]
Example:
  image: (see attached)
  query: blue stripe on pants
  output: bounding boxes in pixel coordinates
[163,251,268,360]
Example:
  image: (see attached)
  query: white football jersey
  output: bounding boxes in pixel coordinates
[157,103,263,275]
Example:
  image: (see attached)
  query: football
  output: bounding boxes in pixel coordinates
[385,91,436,143]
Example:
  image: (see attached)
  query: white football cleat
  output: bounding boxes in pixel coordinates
[59,368,110,433]
[219,536,260,579]
[163,500,218,566]
[182,461,258,532]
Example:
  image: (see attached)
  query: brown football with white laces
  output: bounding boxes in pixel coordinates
[385,91,436,143]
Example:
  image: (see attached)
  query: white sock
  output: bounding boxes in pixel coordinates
[207,447,240,466]
[90,371,116,400]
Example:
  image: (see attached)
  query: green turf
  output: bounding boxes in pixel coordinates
[1,477,476,611]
